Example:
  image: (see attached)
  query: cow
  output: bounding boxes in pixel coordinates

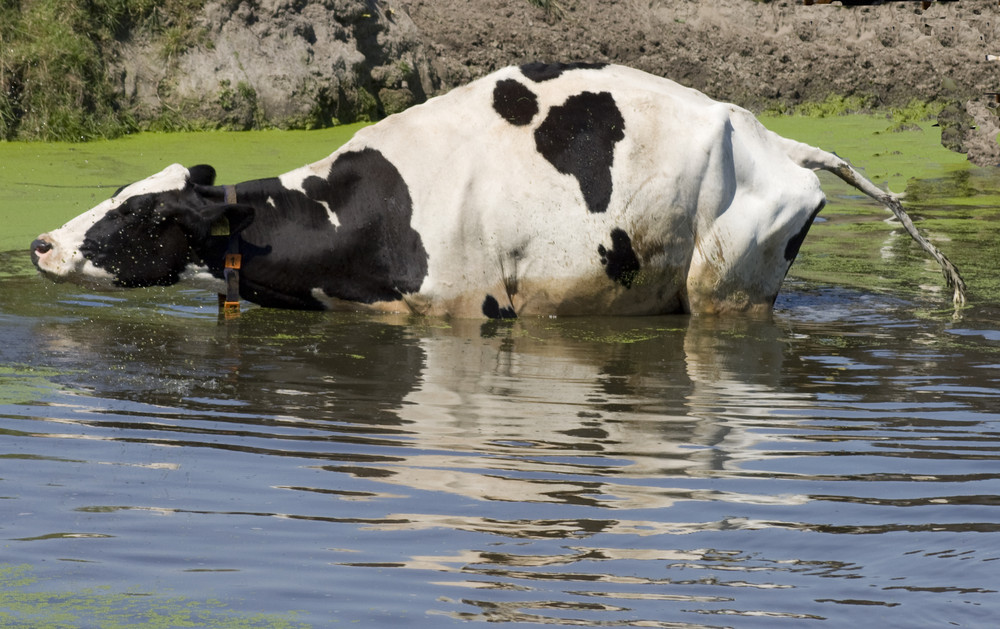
[30,62,966,317]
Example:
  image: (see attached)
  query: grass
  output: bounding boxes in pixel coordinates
[0,0,391,140]
[764,92,947,128]
[0,0,206,141]
[527,0,565,19]
[1,1,127,140]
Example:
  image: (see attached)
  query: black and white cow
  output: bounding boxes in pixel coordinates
[31,62,966,317]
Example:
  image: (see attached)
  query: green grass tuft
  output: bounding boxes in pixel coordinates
[527,0,565,19]
[0,0,206,141]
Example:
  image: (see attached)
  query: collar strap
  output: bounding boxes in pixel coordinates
[220,185,241,320]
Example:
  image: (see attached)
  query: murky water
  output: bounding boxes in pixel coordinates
[2,249,1000,627]
[3,162,1000,626]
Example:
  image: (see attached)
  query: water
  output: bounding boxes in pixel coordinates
[2,244,999,627]
[3,150,1000,627]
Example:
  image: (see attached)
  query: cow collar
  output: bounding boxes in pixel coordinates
[219,184,241,319]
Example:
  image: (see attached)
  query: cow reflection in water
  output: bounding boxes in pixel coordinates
[380,316,804,516]
[35,309,801,519]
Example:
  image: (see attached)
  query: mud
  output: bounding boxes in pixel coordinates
[399,0,1000,164]
[118,0,1000,164]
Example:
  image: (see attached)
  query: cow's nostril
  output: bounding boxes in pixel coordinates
[31,239,53,267]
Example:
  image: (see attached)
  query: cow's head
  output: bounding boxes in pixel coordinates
[31,164,253,290]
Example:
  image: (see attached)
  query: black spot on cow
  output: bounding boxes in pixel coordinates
[228,148,429,309]
[308,148,428,303]
[534,91,625,214]
[520,61,608,83]
[492,79,539,126]
[598,228,640,288]
[482,294,517,319]
[784,201,825,262]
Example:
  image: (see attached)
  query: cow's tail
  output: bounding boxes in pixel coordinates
[780,137,967,307]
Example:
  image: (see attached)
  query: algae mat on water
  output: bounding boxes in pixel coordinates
[763,113,1000,303]
[0,563,309,629]
[0,114,969,253]
[761,112,972,190]
[0,124,367,256]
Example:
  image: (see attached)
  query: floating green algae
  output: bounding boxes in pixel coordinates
[3,114,997,304]
[761,112,1000,304]
[761,111,971,192]
[0,365,63,406]
[0,563,310,629]
[0,124,366,252]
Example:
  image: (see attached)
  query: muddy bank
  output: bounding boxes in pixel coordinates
[138,0,1000,161]
[8,0,998,160]
[117,0,436,130]
[398,0,1000,164]
[120,0,1000,119]
[401,0,999,110]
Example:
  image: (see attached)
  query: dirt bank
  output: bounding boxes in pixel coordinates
[403,0,998,108]
[98,0,1000,164]
[398,0,1000,164]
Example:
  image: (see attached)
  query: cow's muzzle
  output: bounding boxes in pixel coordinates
[31,237,53,267]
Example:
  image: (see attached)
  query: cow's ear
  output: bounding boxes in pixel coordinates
[188,164,216,186]
[160,203,255,240]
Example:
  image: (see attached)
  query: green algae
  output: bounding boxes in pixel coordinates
[0,365,65,406]
[0,563,310,629]
[761,112,1000,305]
[0,124,367,253]
[760,112,970,191]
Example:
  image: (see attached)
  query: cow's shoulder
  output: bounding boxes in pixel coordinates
[273,148,431,307]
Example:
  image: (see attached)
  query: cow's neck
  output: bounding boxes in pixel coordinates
[203,180,331,310]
